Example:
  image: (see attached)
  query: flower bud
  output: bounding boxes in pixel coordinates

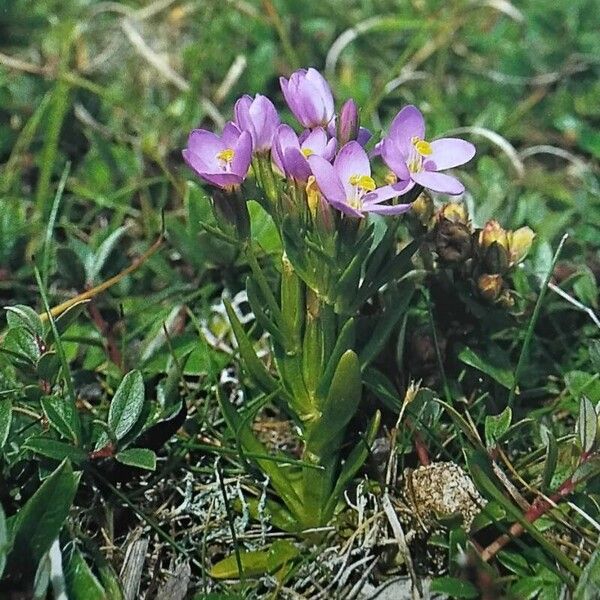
[479,220,510,273]
[435,219,473,264]
[439,202,469,225]
[477,273,503,302]
[337,99,360,146]
[411,193,434,226]
[479,220,508,251]
[508,226,535,265]
[306,175,333,234]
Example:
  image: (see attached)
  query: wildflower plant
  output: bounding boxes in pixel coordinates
[183,68,479,530]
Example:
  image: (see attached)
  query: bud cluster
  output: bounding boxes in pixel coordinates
[430,202,535,306]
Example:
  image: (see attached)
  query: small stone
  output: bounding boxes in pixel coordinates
[401,461,485,532]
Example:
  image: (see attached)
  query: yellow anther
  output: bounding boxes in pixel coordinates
[217,148,235,163]
[302,147,314,157]
[349,174,376,191]
[414,139,432,156]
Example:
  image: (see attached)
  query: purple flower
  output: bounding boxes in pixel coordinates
[308,141,412,218]
[280,68,335,129]
[234,94,279,152]
[272,124,336,181]
[183,122,252,188]
[380,105,475,195]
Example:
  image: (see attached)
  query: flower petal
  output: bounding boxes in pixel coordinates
[380,138,410,181]
[222,122,242,146]
[428,138,476,170]
[363,181,415,204]
[334,141,371,198]
[272,124,300,175]
[328,198,364,218]
[322,137,337,161]
[363,202,412,215]
[231,131,253,178]
[305,68,334,123]
[357,127,373,147]
[335,141,370,178]
[201,172,244,188]
[388,105,425,154]
[308,154,346,204]
[411,170,465,195]
[302,127,328,155]
[284,147,312,181]
[186,129,225,170]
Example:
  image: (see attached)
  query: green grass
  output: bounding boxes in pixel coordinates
[0,0,599,597]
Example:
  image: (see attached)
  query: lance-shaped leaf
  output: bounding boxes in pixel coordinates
[484,407,512,448]
[317,318,355,399]
[578,396,597,454]
[64,547,107,600]
[334,231,373,313]
[0,400,11,449]
[324,410,381,520]
[224,299,281,396]
[246,277,284,347]
[359,281,415,368]
[309,350,362,454]
[7,460,80,577]
[217,389,304,520]
[210,540,299,580]
[355,239,419,308]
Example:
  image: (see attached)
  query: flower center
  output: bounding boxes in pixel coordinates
[408,137,432,173]
[348,174,376,208]
[216,148,235,170]
[302,147,314,157]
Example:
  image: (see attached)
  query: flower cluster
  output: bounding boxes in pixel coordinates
[183,67,476,219]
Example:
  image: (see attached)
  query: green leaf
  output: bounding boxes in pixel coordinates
[64,547,107,600]
[2,326,41,365]
[590,340,600,374]
[217,391,303,522]
[37,351,60,381]
[573,267,598,310]
[0,504,8,578]
[540,426,558,492]
[33,552,51,600]
[8,460,80,576]
[108,370,145,441]
[574,545,600,600]
[0,400,12,449]
[87,225,130,283]
[24,437,87,463]
[54,299,90,335]
[5,304,43,337]
[484,407,512,447]
[115,448,157,471]
[41,395,79,443]
[224,299,280,396]
[458,345,514,389]
[324,410,381,520]
[565,371,600,404]
[578,396,597,454]
[430,576,479,598]
[210,540,299,579]
[359,281,415,368]
[313,350,362,451]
